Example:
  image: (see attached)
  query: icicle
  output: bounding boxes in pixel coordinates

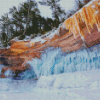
[96,24,100,32]
[63,0,100,39]
[72,26,77,39]
[62,24,66,29]
[74,13,85,38]
[64,18,73,35]
[95,15,100,31]
[69,17,78,39]
[81,7,91,34]
[86,4,95,28]
[74,12,84,37]
[92,1,100,32]
[64,19,70,32]
[91,5,95,8]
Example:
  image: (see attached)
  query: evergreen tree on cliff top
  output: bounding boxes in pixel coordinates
[9,6,24,37]
[9,0,40,37]
[1,13,12,46]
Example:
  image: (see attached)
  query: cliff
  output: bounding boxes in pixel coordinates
[0,0,100,78]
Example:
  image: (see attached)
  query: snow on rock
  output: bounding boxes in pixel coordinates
[30,36,47,44]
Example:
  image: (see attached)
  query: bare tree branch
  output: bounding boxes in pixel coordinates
[23,0,31,35]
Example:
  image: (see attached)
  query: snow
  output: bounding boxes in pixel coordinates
[0,69,100,100]
[95,11,99,14]
[36,70,99,89]
[4,69,14,77]
[10,26,61,45]
[30,23,62,43]
[91,5,95,8]
[11,37,20,41]
[30,36,47,44]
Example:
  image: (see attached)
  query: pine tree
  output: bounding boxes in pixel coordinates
[1,13,12,46]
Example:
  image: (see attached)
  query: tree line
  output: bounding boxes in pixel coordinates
[0,0,91,47]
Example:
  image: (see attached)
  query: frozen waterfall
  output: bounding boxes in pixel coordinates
[1,43,100,79]
[26,43,100,79]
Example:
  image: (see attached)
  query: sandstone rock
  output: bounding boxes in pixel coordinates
[0,74,6,78]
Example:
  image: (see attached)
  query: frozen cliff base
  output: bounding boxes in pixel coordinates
[0,69,100,100]
[1,42,100,79]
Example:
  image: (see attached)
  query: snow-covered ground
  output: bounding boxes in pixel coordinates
[0,69,100,100]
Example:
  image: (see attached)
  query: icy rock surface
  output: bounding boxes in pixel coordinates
[1,43,100,79]
[27,43,100,78]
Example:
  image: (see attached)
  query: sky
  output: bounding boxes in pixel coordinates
[0,0,75,19]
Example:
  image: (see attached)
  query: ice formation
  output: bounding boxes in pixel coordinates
[12,43,100,79]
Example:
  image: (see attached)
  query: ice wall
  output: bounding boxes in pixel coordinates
[1,42,100,79]
[24,43,100,79]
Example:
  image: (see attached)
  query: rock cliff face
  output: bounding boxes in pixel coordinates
[0,0,100,78]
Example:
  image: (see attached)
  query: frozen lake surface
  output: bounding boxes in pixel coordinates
[0,69,100,100]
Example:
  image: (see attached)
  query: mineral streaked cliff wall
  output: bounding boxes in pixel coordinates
[63,0,100,38]
[0,0,100,77]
